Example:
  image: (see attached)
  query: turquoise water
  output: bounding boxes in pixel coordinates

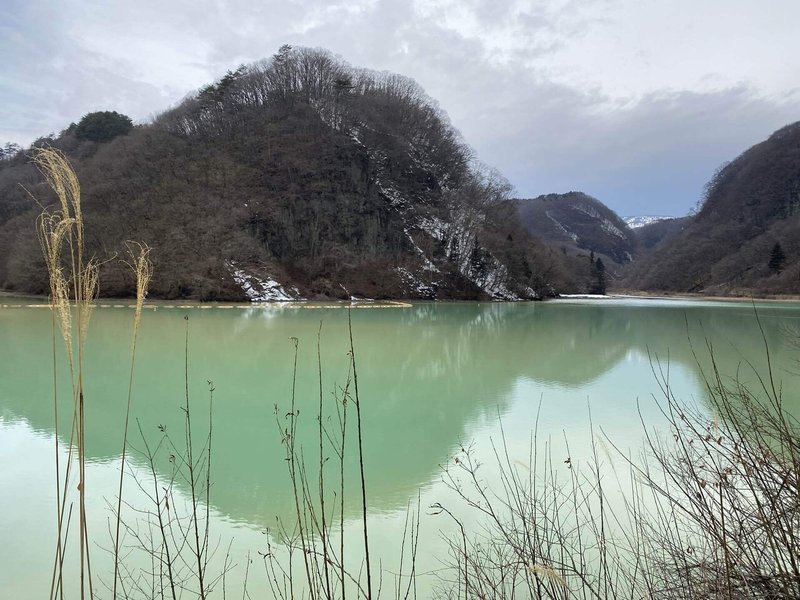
[1,298,798,597]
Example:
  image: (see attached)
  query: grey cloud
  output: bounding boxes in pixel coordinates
[3,0,800,216]
[480,85,800,215]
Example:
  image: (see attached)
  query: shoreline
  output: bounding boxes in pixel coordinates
[3,289,800,307]
[0,294,800,311]
[607,289,800,304]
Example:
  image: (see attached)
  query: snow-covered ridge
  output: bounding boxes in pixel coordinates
[226,260,302,302]
[624,215,674,229]
[368,140,529,300]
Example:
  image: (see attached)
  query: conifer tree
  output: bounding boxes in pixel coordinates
[769,242,786,273]
[591,257,606,294]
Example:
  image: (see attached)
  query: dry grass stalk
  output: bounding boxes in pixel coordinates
[265,310,421,600]
[112,242,153,600]
[37,213,76,365]
[349,306,374,598]
[529,564,568,591]
[109,315,229,599]
[32,147,151,600]
[32,146,95,600]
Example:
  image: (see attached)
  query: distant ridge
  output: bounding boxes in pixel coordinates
[516,192,636,264]
[623,215,674,229]
[625,122,800,295]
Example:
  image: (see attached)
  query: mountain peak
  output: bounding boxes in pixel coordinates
[0,48,565,301]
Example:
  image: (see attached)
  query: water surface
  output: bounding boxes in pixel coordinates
[1,298,799,597]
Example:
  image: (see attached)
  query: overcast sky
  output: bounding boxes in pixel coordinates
[3,0,799,216]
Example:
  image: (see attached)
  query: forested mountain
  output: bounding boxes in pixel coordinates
[516,192,636,264]
[513,192,636,294]
[0,46,573,301]
[624,122,800,295]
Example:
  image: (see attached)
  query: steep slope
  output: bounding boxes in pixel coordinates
[627,122,800,294]
[634,217,690,253]
[516,192,637,264]
[0,47,566,301]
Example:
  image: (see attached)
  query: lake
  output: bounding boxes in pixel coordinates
[1,297,799,598]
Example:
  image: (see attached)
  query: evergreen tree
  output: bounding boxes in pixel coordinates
[591,257,606,294]
[75,111,133,143]
[769,242,786,273]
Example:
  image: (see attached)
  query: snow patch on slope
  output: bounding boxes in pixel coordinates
[599,218,626,239]
[395,267,436,298]
[546,211,578,242]
[570,203,627,239]
[418,216,448,241]
[438,210,530,300]
[404,228,439,272]
[226,261,301,302]
[572,203,602,220]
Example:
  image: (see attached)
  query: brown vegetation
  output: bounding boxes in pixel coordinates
[0,46,569,301]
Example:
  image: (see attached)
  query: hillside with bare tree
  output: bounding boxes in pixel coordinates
[624,122,800,295]
[0,47,572,301]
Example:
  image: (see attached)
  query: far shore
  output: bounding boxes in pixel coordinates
[607,289,800,303]
[3,288,800,307]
